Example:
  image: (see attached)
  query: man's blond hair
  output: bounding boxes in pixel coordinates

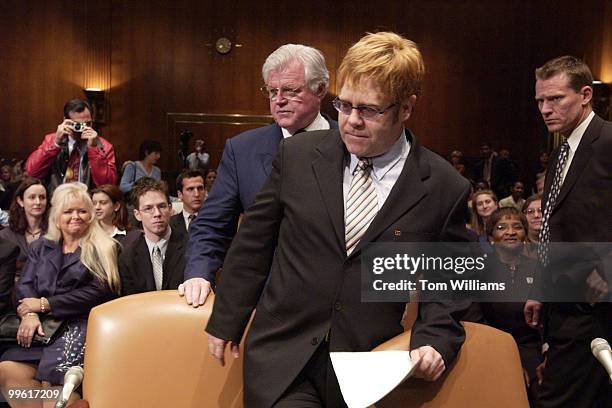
[337,32,425,103]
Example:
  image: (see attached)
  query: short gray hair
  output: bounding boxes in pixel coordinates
[262,44,329,95]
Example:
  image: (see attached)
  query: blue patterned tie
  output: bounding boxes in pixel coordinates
[538,142,569,265]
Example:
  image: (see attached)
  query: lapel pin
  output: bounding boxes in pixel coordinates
[394,229,401,236]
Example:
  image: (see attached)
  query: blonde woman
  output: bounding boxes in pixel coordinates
[0,182,120,406]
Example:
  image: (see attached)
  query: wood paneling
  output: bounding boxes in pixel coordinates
[1,0,610,185]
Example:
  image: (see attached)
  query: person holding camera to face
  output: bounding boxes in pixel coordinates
[25,99,117,194]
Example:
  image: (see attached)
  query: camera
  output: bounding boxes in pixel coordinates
[67,121,88,133]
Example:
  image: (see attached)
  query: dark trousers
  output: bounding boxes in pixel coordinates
[537,303,612,408]
[273,341,348,408]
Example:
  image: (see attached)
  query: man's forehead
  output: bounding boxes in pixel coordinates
[339,79,389,104]
[535,73,573,93]
[140,191,167,204]
[69,109,92,120]
[266,61,305,84]
[183,177,204,187]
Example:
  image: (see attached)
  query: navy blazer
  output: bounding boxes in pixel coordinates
[185,119,338,283]
[17,239,115,320]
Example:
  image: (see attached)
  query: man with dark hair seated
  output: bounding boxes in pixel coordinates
[119,178,186,295]
[170,170,205,235]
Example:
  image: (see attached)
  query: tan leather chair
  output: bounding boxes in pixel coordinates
[374,321,530,408]
[83,291,244,408]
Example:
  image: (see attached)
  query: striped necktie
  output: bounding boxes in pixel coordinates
[152,245,164,290]
[538,141,569,265]
[345,158,378,255]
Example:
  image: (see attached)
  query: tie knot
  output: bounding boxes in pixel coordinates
[153,245,161,254]
[357,158,373,172]
[188,213,196,222]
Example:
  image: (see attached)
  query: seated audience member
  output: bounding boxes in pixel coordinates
[25,99,117,192]
[0,182,119,402]
[534,173,545,195]
[170,171,205,234]
[474,180,490,191]
[468,189,498,242]
[204,169,217,199]
[119,179,185,295]
[491,148,519,198]
[522,195,542,243]
[0,164,18,211]
[0,238,19,315]
[90,184,132,243]
[185,139,210,173]
[0,178,49,277]
[119,140,162,194]
[478,207,543,405]
[499,181,525,210]
[449,150,466,176]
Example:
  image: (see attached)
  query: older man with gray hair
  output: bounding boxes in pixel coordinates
[179,44,337,304]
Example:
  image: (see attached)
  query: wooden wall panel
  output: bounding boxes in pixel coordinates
[1,0,610,186]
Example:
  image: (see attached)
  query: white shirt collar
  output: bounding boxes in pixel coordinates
[566,110,595,152]
[348,129,410,181]
[182,209,197,228]
[281,112,330,139]
[144,226,172,257]
[112,227,127,237]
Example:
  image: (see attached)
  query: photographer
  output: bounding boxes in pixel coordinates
[185,139,210,172]
[25,99,117,193]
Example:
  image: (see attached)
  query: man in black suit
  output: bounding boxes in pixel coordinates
[169,170,205,235]
[0,238,18,314]
[206,32,471,407]
[527,55,611,408]
[119,179,185,295]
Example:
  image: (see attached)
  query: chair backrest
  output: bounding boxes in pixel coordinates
[83,291,243,408]
[373,321,529,408]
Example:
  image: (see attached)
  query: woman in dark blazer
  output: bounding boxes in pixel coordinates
[0,182,121,404]
[0,177,49,276]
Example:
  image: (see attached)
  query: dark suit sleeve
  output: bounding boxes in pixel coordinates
[410,182,471,366]
[184,138,242,283]
[206,143,284,343]
[119,250,138,296]
[15,241,42,300]
[0,241,18,313]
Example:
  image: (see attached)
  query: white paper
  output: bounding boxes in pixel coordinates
[330,350,418,408]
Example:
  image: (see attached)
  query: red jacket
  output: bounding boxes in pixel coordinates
[26,133,117,186]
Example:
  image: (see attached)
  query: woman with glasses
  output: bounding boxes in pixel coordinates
[479,207,543,406]
[0,182,119,405]
[522,195,542,243]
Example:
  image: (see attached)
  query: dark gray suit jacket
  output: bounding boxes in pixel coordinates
[119,229,186,295]
[207,129,471,407]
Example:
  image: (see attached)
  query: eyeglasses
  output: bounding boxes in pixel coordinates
[332,98,396,120]
[139,203,170,214]
[524,208,542,215]
[260,85,304,100]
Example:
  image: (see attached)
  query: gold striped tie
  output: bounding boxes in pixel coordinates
[345,158,378,255]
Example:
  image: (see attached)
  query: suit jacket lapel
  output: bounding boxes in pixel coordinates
[312,130,346,250]
[260,125,283,177]
[135,237,156,291]
[162,231,184,289]
[552,115,602,211]
[353,133,428,256]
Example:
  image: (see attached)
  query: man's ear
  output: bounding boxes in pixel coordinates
[177,190,184,200]
[580,85,593,106]
[400,95,418,122]
[134,209,142,222]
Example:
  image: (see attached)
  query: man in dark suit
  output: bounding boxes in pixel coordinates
[169,170,205,235]
[527,55,611,407]
[179,43,337,306]
[119,179,185,295]
[206,32,471,407]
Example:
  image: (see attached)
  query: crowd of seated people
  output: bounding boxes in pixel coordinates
[0,97,559,407]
